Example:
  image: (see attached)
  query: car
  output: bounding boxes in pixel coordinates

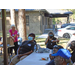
[57,25,75,38]
[37,29,58,38]
[61,23,75,28]
[66,33,75,50]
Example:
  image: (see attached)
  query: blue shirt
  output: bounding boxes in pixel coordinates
[18,37,22,45]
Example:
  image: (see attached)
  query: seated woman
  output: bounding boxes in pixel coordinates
[9,33,36,65]
[45,32,59,53]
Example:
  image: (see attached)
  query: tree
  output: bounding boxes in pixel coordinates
[10,9,17,29]
[63,9,75,22]
[17,9,27,42]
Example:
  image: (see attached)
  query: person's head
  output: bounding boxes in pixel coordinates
[51,49,72,65]
[48,31,54,38]
[28,33,35,42]
[53,45,63,54]
[11,24,16,31]
[17,32,20,37]
[70,41,75,51]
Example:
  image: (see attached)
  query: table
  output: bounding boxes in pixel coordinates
[16,52,50,65]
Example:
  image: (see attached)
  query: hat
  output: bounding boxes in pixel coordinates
[51,48,71,59]
[53,45,63,49]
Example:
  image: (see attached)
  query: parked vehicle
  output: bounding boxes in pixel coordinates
[57,25,75,38]
[38,29,58,38]
[61,23,75,28]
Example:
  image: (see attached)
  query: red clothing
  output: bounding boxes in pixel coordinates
[9,29,18,42]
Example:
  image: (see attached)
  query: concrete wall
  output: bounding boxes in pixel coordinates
[0,11,51,35]
[0,11,41,35]
[27,11,40,34]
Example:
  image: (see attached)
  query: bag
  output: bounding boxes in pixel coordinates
[9,38,14,45]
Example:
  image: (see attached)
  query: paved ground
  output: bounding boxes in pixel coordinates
[0,52,15,65]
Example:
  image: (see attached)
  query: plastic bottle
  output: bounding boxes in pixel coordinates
[34,45,36,52]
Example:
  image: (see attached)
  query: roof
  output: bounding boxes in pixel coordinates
[45,9,73,14]
[44,9,73,18]
[0,9,73,14]
[0,9,73,18]
[0,9,43,12]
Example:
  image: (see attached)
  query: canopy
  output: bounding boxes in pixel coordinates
[44,9,73,18]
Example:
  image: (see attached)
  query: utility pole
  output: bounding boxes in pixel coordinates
[2,9,8,65]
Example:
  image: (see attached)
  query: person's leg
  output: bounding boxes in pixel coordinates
[9,55,20,65]
[20,55,28,60]
[14,42,18,55]
[8,47,11,56]
[8,47,14,56]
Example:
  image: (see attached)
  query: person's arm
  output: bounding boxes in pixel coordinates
[9,32,15,41]
[14,34,17,38]
[14,30,18,38]
[0,41,2,44]
[0,38,3,44]
[17,50,33,58]
[51,38,59,43]
[45,36,49,45]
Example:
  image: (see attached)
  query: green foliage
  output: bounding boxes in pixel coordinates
[52,18,56,24]
[66,9,75,19]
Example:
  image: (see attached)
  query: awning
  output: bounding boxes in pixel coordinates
[44,9,73,18]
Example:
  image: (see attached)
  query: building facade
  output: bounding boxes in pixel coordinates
[0,9,53,35]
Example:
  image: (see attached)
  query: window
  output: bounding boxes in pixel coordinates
[67,27,75,30]
[26,15,29,25]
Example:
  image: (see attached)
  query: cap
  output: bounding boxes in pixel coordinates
[51,48,71,59]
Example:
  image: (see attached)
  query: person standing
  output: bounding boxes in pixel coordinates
[9,24,18,55]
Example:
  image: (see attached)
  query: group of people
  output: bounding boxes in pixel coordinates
[45,31,75,65]
[0,24,75,65]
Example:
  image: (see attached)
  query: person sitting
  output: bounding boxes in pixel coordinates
[0,37,3,54]
[45,32,59,53]
[51,48,72,65]
[46,45,63,65]
[9,33,36,65]
[70,41,75,63]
